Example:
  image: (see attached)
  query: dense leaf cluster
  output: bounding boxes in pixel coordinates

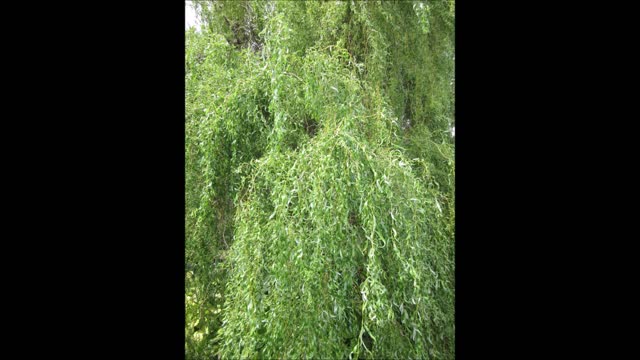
[186,1,454,358]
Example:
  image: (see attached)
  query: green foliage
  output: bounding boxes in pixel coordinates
[186,1,454,359]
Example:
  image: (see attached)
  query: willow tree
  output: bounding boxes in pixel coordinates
[186,1,454,359]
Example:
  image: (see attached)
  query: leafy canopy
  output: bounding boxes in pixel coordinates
[186,1,454,359]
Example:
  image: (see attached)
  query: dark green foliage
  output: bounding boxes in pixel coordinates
[186,1,454,358]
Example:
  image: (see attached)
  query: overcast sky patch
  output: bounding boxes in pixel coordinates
[185,1,200,31]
